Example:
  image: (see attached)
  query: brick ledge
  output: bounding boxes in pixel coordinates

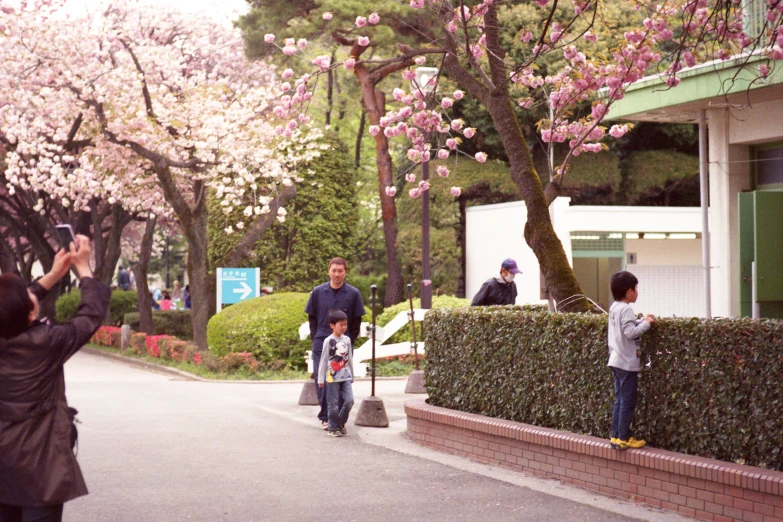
[405,399,783,497]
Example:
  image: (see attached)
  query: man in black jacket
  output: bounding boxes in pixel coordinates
[471,258,520,306]
[0,235,110,522]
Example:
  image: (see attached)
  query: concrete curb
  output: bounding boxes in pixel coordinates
[82,347,408,384]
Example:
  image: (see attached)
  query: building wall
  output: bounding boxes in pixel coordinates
[624,239,702,266]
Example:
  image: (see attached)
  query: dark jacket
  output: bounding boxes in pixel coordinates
[470,277,518,306]
[0,278,111,507]
[305,282,366,348]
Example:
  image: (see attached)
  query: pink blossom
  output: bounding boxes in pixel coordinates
[358,36,370,47]
[297,38,308,49]
[406,128,420,139]
[584,31,598,42]
[437,166,450,177]
[356,16,367,28]
[419,180,430,191]
[447,21,458,32]
[450,187,462,197]
[475,152,488,163]
[283,46,297,56]
[368,13,380,25]
[369,125,381,136]
[281,82,291,92]
[453,90,465,100]
[415,56,426,65]
[407,149,423,163]
[406,172,417,183]
[264,34,275,43]
[520,31,533,43]
[282,68,294,80]
[344,58,356,69]
[409,187,422,199]
[402,69,416,80]
[759,64,771,77]
[323,12,333,20]
[441,98,454,109]
[446,139,458,150]
[437,149,450,159]
[410,0,424,7]
[609,124,629,138]
[536,0,549,6]
[393,88,406,101]
[385,186,397,197]
[463,128,475,139]
[451,119,464,131]
[519,98,534,109]
[312,55,331,70]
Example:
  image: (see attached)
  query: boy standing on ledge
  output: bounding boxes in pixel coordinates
[608,271,655,451]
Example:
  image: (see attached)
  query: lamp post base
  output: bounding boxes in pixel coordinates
[297,379,320,405]
[354,396,390,427]
[404,369,427,394]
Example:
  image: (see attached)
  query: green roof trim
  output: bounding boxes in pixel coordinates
[606,53,783,122]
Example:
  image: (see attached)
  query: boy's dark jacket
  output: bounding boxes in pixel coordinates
[0,278,110,507]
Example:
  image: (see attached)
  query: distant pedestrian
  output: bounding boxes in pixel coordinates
[305,258,366,430]
[470,258,520,306]
[118,266,130,291]
[317,310,355,437]
[183,285,191,309]
[0,236,110,521]
[607,271,655,451]
[171,280,182,301]
[159,291,174,311]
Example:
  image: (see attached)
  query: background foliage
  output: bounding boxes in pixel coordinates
[56,289,138,325]
[206,293,310,369]
[424,307,783,471]
[123,311,194,340]
[208,136,359,292]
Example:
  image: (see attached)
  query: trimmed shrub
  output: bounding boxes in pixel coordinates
[90,326,123,347]
[424,307,783,471]
[206,292,310,369]
[56,290,138,325]
[123,310,193,340]
[129,332,147,356]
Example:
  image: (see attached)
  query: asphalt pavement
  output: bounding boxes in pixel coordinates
[62,351,691,522]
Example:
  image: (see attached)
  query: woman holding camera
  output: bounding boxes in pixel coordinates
[0,236,110,522]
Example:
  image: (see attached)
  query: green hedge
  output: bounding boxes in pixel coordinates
[424,307,783,471]
[56,289,138,325]
[123,310,193,340]
[206,292,310,370]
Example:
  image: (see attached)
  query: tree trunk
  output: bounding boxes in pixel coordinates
[355,109,366,169]
[184,207,210,349]
[488,94,589,312]
[133,216,156,335]
[354,65,404,306]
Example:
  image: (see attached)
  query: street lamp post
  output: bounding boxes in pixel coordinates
[413,67,438,310]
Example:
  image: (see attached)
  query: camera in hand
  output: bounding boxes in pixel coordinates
[55,224,77,250]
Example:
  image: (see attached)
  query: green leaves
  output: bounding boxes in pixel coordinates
[425,308,783,471]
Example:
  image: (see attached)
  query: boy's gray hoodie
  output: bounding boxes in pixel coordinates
[607,301,650,372]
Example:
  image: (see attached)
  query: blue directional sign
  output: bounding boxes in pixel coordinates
[217,267,260,311]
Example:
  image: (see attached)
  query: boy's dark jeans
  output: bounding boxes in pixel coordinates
[0,504,63,522]
[610,367,638,441]
[325,380,354,432]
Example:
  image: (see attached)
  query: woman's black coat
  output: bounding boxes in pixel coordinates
[0,278,110,507]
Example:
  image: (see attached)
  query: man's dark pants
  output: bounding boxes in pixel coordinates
[312,346,328,422]
[0,504,63,522]
[610,367,638,441]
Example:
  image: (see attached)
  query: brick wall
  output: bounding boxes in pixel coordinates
[405,400,783,522]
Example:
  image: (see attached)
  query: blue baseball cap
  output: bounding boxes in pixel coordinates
[501,258,521,274]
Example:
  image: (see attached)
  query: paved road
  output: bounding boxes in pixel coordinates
[62,352,690,521]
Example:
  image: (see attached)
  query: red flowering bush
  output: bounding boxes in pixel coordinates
[145,335,172,358]
[129,332,147,355]
[91,326,122,347]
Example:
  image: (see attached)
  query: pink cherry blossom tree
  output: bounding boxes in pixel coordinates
[1,0,323,347]
[255,0,781,311]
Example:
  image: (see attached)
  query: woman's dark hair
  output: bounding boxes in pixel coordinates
[0,273,34,339]
[610,271,639,301]
[328,309,348,325]
[163,291,171,300]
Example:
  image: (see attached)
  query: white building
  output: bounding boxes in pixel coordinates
[466,199,706,317]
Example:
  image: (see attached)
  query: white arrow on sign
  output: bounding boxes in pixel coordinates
[233,281,252,300]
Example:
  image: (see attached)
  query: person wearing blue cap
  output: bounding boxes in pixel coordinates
[470,258,520,306]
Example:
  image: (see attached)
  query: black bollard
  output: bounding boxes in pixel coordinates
[355,285,389,427]
[405,283,426,394]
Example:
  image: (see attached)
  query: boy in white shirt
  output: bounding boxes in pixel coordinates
[317,310,355,437]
